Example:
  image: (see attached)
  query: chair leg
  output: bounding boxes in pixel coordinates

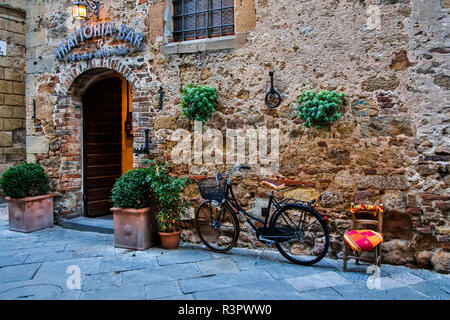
[378,245,382,267]
[374,245,379,268]
[343,244,348,272]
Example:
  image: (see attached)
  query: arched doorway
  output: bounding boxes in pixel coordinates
[82,75,133,217]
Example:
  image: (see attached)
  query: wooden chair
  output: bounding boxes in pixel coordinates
[343,203,384,272]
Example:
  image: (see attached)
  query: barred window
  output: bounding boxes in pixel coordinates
[173,0,235,42]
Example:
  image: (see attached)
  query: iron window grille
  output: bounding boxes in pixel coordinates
[173,0,235,42]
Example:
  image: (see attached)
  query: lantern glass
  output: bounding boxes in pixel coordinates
[73,3,87,20]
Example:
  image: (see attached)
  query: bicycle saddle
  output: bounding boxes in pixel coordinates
[261,181,286,191]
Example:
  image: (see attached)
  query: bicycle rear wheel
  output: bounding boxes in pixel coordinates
[195,201,240,253]
[271,206,329,265]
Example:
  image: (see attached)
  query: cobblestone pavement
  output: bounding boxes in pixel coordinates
[0,219,448,300]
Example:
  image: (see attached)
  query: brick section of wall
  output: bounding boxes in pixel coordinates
[0,5,26,195]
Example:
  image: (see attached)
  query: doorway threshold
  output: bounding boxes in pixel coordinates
[60,215,114,234]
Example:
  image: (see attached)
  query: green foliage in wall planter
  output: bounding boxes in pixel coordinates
[181,83,218,123]
[296,90,346,129]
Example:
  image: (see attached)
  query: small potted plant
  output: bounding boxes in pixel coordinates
[110,168,159,250]
[144,160,189,250]
[0,163,55,233]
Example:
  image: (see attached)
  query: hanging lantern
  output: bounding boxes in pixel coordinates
[72,1,100,20]
[72,1,87,20]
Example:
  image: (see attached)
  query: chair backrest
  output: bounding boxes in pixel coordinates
[350,203,383,233]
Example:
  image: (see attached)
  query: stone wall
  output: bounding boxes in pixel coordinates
[0,1,27,200]
[25,0,449,272]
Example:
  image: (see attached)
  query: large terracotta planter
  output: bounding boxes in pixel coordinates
[159,230,182,250]
[6,194,55,233]
[111,207,159,250]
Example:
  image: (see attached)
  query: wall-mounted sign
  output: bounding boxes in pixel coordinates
[0,41,6,56]
[55,22,144,61]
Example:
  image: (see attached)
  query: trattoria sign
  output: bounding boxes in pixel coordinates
[55,22,144,61]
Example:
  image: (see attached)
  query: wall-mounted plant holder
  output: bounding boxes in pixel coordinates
[265,71,282,109]
[134,129,150,154]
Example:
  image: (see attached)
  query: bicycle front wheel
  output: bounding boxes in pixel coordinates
[195,201,240,253]
[271,206,329,265]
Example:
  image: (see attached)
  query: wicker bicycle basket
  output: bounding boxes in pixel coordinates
[198,178,226,201]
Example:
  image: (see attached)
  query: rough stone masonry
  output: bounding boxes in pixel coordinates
[23,0,449,272]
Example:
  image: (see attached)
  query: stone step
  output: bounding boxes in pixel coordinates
[61,215,114,234]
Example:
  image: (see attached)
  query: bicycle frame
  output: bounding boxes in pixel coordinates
[220,179,281,233]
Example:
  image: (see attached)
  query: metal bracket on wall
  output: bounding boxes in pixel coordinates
[159,86,163,110]
[134,129,150,154]
[265,71,282,109]
[32,99,36,119]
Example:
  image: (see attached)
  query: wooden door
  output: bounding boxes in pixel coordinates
[83,77,123,217]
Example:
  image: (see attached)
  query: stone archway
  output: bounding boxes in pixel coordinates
[51,62,154,218]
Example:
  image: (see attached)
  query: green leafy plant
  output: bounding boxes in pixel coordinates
[111,168,156,209]
[0,163,50,199]
[296,90,346,129]
[181,83,218,123]
[143,160,190,233]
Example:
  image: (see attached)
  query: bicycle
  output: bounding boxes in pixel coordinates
[195,165,330,266]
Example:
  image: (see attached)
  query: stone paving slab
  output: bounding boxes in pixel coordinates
[0,263,41,284]
[80,284,146,300]
[121,263,203,285]
[0,223,448,300]
[286,271,352,292]
[144,281,182,300]
[196,258,240,275]
[192,279,304,300]
[179,269,274,294]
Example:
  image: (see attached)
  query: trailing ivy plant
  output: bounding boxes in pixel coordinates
[181,83,218,123]
[296,90,346,129]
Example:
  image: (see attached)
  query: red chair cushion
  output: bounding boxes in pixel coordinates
[344,229,383,252]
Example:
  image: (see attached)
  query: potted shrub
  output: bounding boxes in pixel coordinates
[144,160,189,250]
[110,168,159,250]
[0,163,55,233]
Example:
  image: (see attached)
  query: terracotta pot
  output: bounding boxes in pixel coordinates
[159,230,182,250]
[111,207,159,251]
[6,194,56,233]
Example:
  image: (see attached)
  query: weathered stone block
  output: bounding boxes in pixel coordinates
[26,135,49,154]
[4,94,23,106]
[0,131,12,146]
[235,0,256,33]
[149,1,166,44]
[360,116,412,137]
[284,188,320,203]
[154,115,177,130]
[0,80,12,93]
[431,249,450,274]
[3,118,22,131]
